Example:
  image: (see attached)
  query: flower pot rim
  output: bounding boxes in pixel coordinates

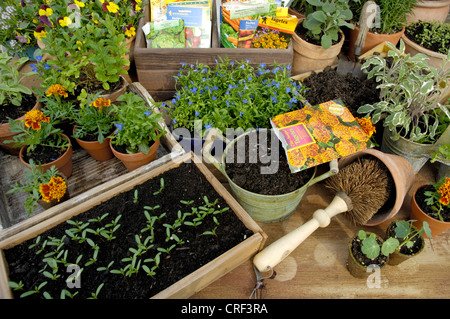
[0,101,42,134]
[413,183,450,226]
[351,22,406,36]
[292,28,345,51]
[401,32,448,59]
[348,232,389,270]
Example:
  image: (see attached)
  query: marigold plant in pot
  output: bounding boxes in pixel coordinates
[72,92,116,162]
[0,52,41,155]
[357,40,450,173]
[0,152,266,299]
[291,0,353,74]
[385,219,431,265]
[109,92,166,171]
[411,177,450,237]
[347,230,396,278]
[6,160,69,218]
[5,109,72,178]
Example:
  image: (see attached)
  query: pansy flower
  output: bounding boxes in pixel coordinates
[58,16,72,27]
[123,24,136,38]
[102,2,120,13]
[34,26,47,40]
[38,5,53,16]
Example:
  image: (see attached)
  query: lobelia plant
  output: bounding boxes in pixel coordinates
[7,160,68,217]
[424,176,450,222]
[72,92,115,144]
[301,0,354,49]
[163,57,306,137]
[0,52,34,110]
[37,13,129,95]
[357,40,450,143]
[109,92,165,154]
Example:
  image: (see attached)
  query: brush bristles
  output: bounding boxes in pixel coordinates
[324,157,391,225]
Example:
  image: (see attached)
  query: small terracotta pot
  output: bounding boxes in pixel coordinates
[338,149,415,226]
[109,138,160,171]
[19,133,73,178]
[410,184,450,238]
[99,75,128,104]
[347,232,388,279]
[348,25,405,60]
[402,33,449,71]
[74,128,114,162]
[0,101,43,155]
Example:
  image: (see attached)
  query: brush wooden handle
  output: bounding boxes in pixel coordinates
[253,192,351,273]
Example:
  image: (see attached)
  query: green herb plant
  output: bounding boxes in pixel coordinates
[390,220,432,251]
[0,52,34,110]
[424,176,450,222]
[405,20,450,56]
[301,0,354,49]
[358,40,450,143]
[357,230,399,260]
[109,92,165,154]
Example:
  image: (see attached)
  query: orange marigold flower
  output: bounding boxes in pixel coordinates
[356,117,376,138]
[438,177,450,206]
[91,97,111,108]
[23,109,49,130]
[46,84,68,98]
[39,176,67,203]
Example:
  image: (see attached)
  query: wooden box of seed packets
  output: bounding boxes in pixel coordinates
[271,100,372,173]
[134,0,294,102]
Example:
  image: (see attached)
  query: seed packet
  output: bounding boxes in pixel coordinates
[142,19,186,48]
[251,15,298,49]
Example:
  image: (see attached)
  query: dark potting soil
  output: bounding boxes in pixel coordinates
[300,67,380,116]
[0,94,37,124]
[415,185,450,222]
[22,144,66,165]
[386,223,423,256]
[404,22,448,54]
[5,162,253,299]
[225,131,315,195]
[350,235,388,267]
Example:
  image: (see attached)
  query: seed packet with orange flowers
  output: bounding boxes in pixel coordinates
[270,100,372,173]
[251,15,298,49]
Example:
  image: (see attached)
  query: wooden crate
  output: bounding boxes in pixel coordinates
[0,152,267,299]
[0,82,184,238]
[134,1,294,102]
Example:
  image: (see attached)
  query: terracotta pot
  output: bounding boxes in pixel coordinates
[110,137,160,171]
[0,101,42,155]
[338,148,415,226]
[410,184,450,238]
[406,0,450,23]
[348,25,405,60]
[18,133,73,178]
[402,33,449,71]
[347,232,388,279]
[99,75,128,104]
[292,28,345,75]
[385,221,425,265]
[75,134,114,162]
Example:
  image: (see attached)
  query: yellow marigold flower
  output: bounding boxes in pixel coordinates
[23,109,50,130]
[39,176,67,203]
[91,97,111,108]
[438,177,450,206]
[46,84,69,98]
[356,117,376,138]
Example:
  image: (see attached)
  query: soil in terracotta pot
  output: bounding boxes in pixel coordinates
[4,162,253,299]
[386,223,423,255]
[0,94,37,124]
[405,21,449,54]
[299,67,380,116]
[415,185,450,222]
[350,235,388,267]
[22,144,66,165]
[225,131,315,195]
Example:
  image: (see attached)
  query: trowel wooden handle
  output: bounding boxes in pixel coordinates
[355,1,376,57]
[252,192,351,273]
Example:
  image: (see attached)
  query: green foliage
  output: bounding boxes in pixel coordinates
[424,176,450,222]
[357,230,399,259]
[431,144,450,163]
[164,57,305,137]
[6,160,62,217]
[302,0,354,49]
[392,220,432,249]
[358,40,450,142]
[406,21,450,56]
[109,92,165,154]
[349,0,416,34]
[0,52,33,107]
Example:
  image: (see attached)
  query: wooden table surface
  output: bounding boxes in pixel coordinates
[191,162,450,299]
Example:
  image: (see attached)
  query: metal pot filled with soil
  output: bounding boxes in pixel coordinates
[203,129,338,223]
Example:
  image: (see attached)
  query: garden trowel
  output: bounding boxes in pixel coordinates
[336,0,377,78]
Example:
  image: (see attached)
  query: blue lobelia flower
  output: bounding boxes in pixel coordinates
[144,110,152,116]
[30,63,38,72]
[115,123,124,133]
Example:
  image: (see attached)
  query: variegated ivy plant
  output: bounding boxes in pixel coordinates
[357,40,450,143]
